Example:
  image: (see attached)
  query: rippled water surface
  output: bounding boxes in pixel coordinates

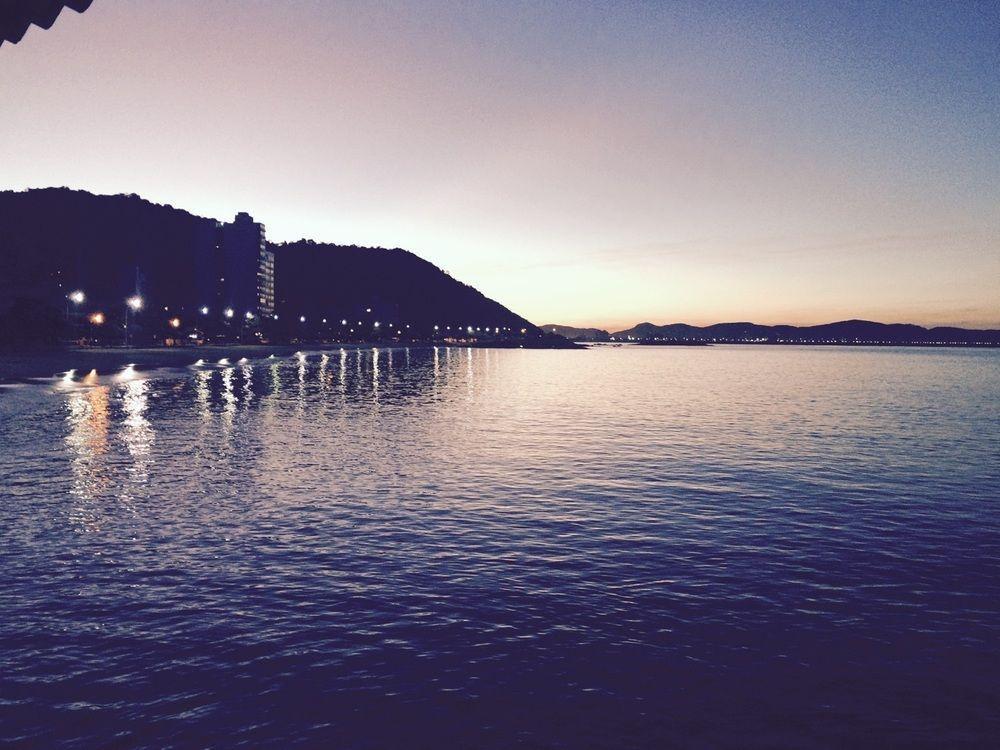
[1,345,998,748]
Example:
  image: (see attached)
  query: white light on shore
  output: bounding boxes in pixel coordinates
[224,308,234,319]
[69,290,85,304]
[200,306,209,315]
[126,295,143,311]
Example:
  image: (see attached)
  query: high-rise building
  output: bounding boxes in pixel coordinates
[220,212,274,318]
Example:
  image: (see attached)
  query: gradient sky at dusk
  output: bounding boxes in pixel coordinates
[2,0,998,330]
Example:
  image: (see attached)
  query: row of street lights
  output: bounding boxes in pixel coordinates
[64,289,530,344]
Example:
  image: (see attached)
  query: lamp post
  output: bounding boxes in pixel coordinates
[65,290,85,329]
[125,295,143,346]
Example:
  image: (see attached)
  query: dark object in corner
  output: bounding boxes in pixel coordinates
[1,0,93,47]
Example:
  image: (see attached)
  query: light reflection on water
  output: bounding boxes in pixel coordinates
[1,345,999,749]
[65,385,111,530]
[119,378,153,507]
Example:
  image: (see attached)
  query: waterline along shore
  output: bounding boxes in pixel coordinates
[0,339,583,383]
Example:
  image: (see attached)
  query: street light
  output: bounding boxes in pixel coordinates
[224,308,234,319]
[299,315,306,323]
[124,295,143,346]
[200,306,209,315]
[169,317,181,329]
[89,312,105,325]
[66,290,85,324]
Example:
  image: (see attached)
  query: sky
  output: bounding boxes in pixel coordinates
[2,0,998,331]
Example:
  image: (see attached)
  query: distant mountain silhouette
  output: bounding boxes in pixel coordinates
[0,188,538,344]
[540,324,610,342]
[613,320,1000,345]
[0,0,92,47]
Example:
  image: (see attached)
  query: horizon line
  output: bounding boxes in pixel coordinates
[543,318,1000,335]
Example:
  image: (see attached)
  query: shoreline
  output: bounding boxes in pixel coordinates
[0,340,583,383]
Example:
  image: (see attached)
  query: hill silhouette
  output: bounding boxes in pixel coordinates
[272,240,533,337]
[540,324,610,342]
[0,188,538,344]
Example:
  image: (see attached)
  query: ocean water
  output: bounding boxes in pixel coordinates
[1,345,998,749]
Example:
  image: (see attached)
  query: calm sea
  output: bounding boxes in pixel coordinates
[1,345,998,749]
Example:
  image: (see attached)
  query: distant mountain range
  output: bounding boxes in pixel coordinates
[540,324,611,342]
[609,320,1000,346]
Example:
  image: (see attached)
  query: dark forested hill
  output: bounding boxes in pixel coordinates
[0,187,214,313]
[0,188,538,343]
[272,240,533,335]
